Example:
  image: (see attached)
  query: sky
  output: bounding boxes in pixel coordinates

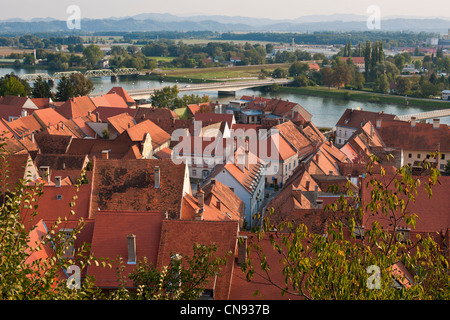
[1,0,450,21]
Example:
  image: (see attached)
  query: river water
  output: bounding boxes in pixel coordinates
[2,67,450,128]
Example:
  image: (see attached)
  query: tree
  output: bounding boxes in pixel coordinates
[331,58,352,88]
[69,73,94,97]
[351,71,366,90]
[0,143,104,299]
[150,85,180,110]
[0,73,31,97]
[394,54,406,73]
[83,44,104,68]
[55,76,75,102]
[123,243,229,300]
[31,76,52,98]
[293,74,309,87]
[376,74,389,94]
[289,61,309,77]
[396,77,412,95]
[271,67,288,79]
[242,154,449,300]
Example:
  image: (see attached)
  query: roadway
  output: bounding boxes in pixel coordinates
[125,78,294,100]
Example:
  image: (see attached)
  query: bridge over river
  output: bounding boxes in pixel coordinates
[123,78,294,100]
[397,108,450,121]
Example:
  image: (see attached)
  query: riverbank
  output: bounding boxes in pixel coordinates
[277,85,450,109]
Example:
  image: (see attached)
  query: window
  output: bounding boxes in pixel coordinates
[57,195,63,200]
[408,153,412,158]
[417,154,421,159]
[441,154,446,160]
[192,169,197,176]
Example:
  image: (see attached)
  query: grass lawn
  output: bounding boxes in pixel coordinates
[155,63,289,80]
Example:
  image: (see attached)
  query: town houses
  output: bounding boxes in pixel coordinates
[0,87,449,300]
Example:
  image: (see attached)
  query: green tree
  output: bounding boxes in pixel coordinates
[83,44,104,68]
[394,54,406,73]
[351,71,366,90]
[0,74,31,97]
[288,61,309,77]
[31,76,52,99]
[242,154,449,300]
[0,144,104,299]
[55,75,75,101]
[376,74,389,94]
[70,73,95,97]
[150,85,180,110]
[123,243,229,300]
[396,77,412,96]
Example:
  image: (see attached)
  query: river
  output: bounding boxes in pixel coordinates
[2,66,450,128]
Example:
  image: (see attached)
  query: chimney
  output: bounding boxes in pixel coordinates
[101,149,109,159]
[216,200,221,210]
[237,235,248,265]
[314,184,319,204]
[96,112,99,123]
[433,119,440,129]
[55,176,61,188]
[292,186,302,205]
[39,166,50,184]
[376,118,381,129]
[195,188,204,220]
[411,117,416,127]
[154,166,160,188]
[30,132,35,143]
[127,234,137,264]
[305,180,310,191]
[21,109,27,117]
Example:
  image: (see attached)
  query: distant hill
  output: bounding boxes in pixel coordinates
[0,13,448,34]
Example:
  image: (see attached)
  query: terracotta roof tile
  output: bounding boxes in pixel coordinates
[90,158,188,219]
[157,219,238,300]
[55,96,97,119]
[88,211,163,288]
[107,87,135,105]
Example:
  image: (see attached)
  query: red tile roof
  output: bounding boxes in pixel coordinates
[134,106,179,123]
[88,210,163,288]
[361,174,450,235]
[55,96,97,119]
[194,113,235,128]
[157,219,239,300]
[91,93,129,109]
[33,108,68,128]
[107,113,135,135]
[107,87,135,105]
[376,119,450,152]
[90,158,188,219]
[123,119,171,149]
[274,121,313,156]
[336,108,397,129]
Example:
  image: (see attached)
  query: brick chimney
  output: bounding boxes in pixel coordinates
[127,234,136,264]
[433,119,440,129]
[55,176,61,188]
[101,149,109,159]
[376,118,382,129]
